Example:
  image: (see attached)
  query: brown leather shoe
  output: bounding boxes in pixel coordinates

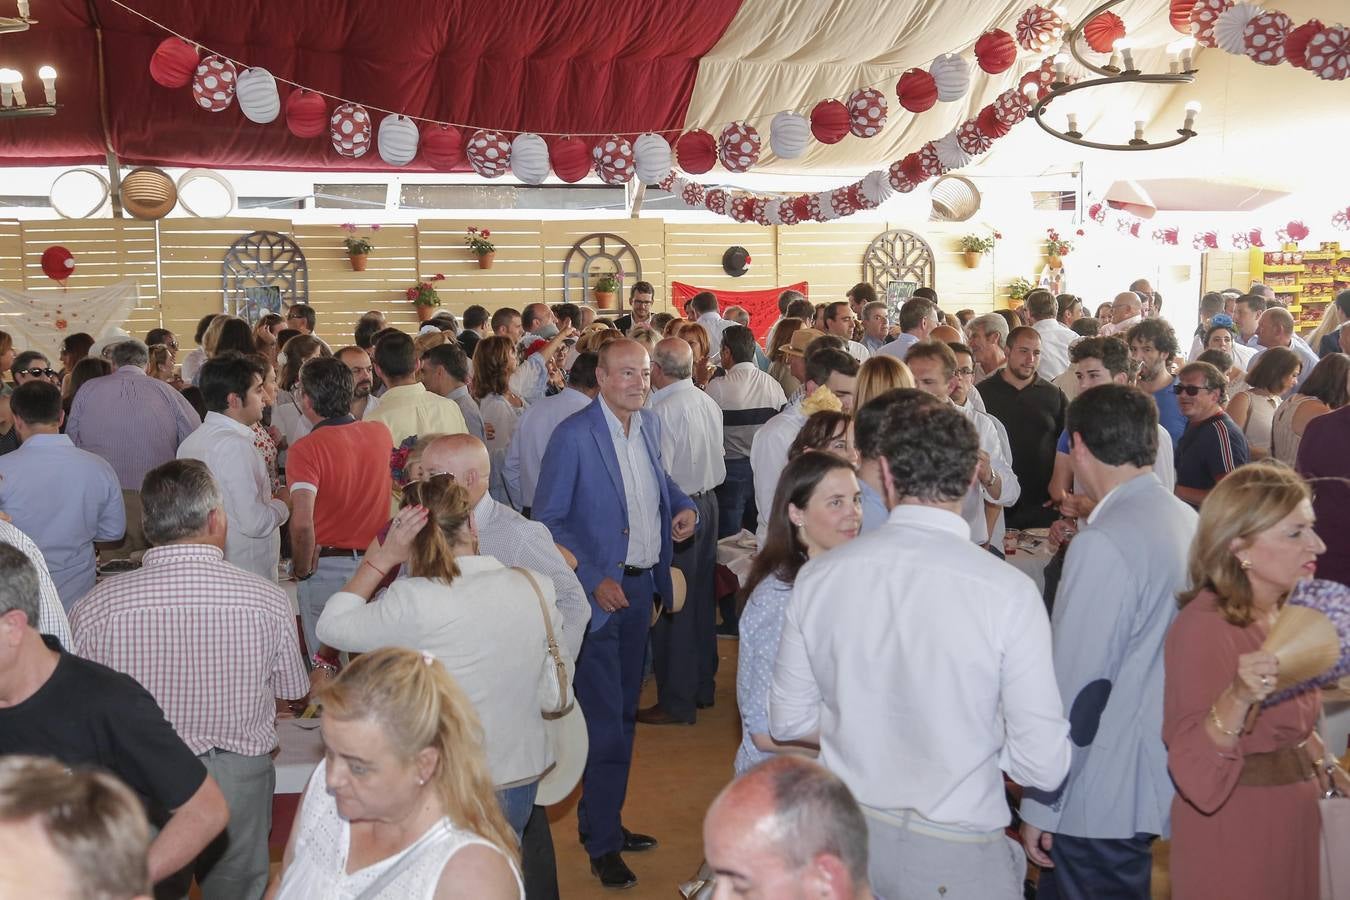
[636,704,694,726]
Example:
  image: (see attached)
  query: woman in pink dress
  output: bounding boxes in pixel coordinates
[1164,462,1347,899]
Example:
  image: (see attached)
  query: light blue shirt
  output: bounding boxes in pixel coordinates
[859,479,888,534]
[506,387,593,510]
[735,574,794,775]
[600,401,661,568]
[445,384,485,443]
[0,433,125,609]
[877,333,920,361]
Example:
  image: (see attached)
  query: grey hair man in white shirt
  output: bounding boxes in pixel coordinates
[770,390,1071,899]
[643,338,725,725]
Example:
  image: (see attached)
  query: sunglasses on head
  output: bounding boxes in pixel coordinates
[19,367,56,379]
[1173,384,1212,396]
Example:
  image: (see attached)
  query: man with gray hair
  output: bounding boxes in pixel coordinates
[0,544,230,894]
[877,296,937,361]
[1102,291,1143,337]
[67,337,200,560]
[1248,304,1320,391]
[967,312,1009,382]
[702,757,876,900]
[644,337,724,725]
[72,459,308,900]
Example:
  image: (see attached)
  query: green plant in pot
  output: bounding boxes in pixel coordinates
[1007,275,1033,305]
[959,231,999,268]
[407,273,446,322]
[341,222,379,272]
[593,271,622,310]
[465,226,496,269]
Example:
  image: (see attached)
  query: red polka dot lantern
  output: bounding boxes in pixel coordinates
[680,182,705,207]
[1243,11,1293,65]
[977,104,1011,138]
[286,90,328,139]
[718,122,761,173]
[1016,5,1065,52]
[974,29,1017,74]
[777,199,800,226]
[421,125,464,170]
[149,38,199,89]
[675,130,717,174]
[956,118,992,155]
[593,134,636,184]
[1019,59,1065,102]
[192,56,237,112]
[899,151,927,184]
[550,137,592,183]
[1190,0,1233,49]
[917,141,947,178]
[895,69,938,114]
[992,88,1031,126]
[466,129,511,178]
[330,103,372,158]
[888,159,917,192]
[704,188,728,216]
[847,88,887,137]
[809,99,851,143]
[1307,26,1350,81]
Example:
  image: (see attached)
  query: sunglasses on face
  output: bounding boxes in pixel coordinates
[18,368,57,379]
[1173,384,1212,396]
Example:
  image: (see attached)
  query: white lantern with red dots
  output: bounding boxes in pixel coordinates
[718,122,761,173]
[510,133,550,184]
[860,169,893,208]
[929,54,971,103]
[1214,2,1262,54]
[681,182,706,207]
[330,104,372,158]
[1243,11,1293,65]
[192,56,237,112]
[770,111,810,159]
[593,135,635,184]
[846,88,888,137]
[235,67,279,124]
[1017,5,1066,52]
[466,130,512,178]
[633,133,673,185]
[377,115,421,167]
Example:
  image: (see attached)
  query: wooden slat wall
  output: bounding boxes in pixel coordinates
[0,220,22,291]
[778,223,873,302]
[418,219,545,317]
[292,223,421,346]
[1202,251,1251,295]
[664,224,778,302]
[19,220,160,336]
[159,217,284,340]
[541,219,666,309]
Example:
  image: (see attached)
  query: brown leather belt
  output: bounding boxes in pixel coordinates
[317,546,363,559]
[1238,744,1314,787]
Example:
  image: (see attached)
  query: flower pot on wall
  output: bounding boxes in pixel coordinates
[1047,254,1062,269]
[477,252,495,269]
[963,251,982,268]
[416,304,436,322]
[595,290,617,310]
[349,253,368,272]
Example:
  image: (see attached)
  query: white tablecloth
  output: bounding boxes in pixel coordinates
[1002,531,1056,596]
[717,530,758,588]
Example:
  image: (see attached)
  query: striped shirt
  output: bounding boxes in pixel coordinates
[1176,412,1249,503]
[70,544,309,756]
[67,366,201,491]
[0,518,72,646]
[704,363,787,459]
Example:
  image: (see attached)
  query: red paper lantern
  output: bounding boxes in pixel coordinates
[285,90,328,139]
[550,138,592,183]
[976,105,1011,138]
[1285,19,1325,69]
[1019,60,1060,102]
[465,129,512,178]
[895,69,938,114]
[1083,12,1126,53]
[778,199,800,226]
[41,246,75,282]
[674,130,717,174]
[847,88,887,138]
[992,88,1031,126]
[809,100,850,144]
[421,125,463,170]
[680,182,705,207]
[704,188,728,216]
[149,38,199,89]
[592,134,636,184]
[1170,0,1197,34]
[917,141,947,178]
[973,30,1017,74]
[899,152,927,184]
[1016,5,1065,52]
[1307,27,1350,81]
[718,123,761,173]
[791,195,812,223]
[191,56,237,113]
[1190,0,1233,49]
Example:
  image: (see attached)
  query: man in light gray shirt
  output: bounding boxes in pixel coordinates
[1020,383,1197,900]
[419,342,485,442]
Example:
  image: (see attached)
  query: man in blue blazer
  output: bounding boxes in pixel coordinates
[534,338,697,889]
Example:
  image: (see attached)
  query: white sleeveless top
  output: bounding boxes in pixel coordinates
[276,761,523,900]
[1236,389,1279,454]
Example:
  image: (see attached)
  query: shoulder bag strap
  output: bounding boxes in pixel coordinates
[512,567,570,716]
[350,822,455,900]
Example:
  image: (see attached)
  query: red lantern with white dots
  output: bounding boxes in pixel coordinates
[680,182,705,207]
[1016,5,1065,52]
[918,141,948,178]
[286,90,328,139]
[330,104,372,158]
[1190,0,1233,48]
[192,56,237,112]
[846,88,887,138]
[718,122,761,173]
[593,135,635,184]
[992,88,1031,126]
[1243,11,1292,65]
[1307,27,1350,81]
[730,194,755,223]
[1285,20,1325,69]
[888,159,916,193]
[777,199,800,227]
[149,38,199,89]
[977,105,1011,138]
[466,130,512,178]
[704,188,728,216]
[956,119,992,155]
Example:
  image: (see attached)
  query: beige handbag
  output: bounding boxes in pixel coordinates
[512,567,571,716]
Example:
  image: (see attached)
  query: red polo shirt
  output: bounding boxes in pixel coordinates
[287,419,393,550]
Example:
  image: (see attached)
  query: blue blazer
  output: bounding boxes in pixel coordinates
[533,397,695,631]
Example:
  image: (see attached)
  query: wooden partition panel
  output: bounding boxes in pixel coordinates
[291,223,420,346]
[417,219,545,319]
[663,224,778,301]
[542,219,666,309]
[159,217,284,340]
[19,220,160,337]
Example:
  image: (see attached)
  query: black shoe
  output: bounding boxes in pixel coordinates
[589,851,637,889]
[622,828,659,853]
[696,698,715,710]
[636,704,694,726]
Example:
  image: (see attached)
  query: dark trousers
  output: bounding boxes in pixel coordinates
[575,569,652,858]
[1035,832,1156,900]
[715,457,756,538]
[520,804,559,900]
[653,492,719,718]
[1043,542,1069,615]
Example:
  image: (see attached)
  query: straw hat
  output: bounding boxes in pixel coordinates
[535,704,587,806]
[781,327,826,358]
[650,566,687,626]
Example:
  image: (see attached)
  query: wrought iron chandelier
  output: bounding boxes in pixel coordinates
[0,0,58,119]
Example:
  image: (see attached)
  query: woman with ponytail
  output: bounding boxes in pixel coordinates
[271,647,522,898]
[313,475,570,842]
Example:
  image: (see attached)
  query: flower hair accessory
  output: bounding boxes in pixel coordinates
[421,650,434,666]
[801,385,843,416]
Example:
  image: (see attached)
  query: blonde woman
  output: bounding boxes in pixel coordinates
[1163,463,1347,900]
[472,336,522,507]
[767,317,805,398]
[853,354,915,412]
[314,477,568,840]
[272,647,522,899]
[676,321,712,387]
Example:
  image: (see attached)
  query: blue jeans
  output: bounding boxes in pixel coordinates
[496,781,539,842]
[715,457,756,539]
[297,555,360,659]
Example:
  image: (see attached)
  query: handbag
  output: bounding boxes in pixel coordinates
[1319,713,1350,900]
[512,567,571,716]
[678,860,716,899]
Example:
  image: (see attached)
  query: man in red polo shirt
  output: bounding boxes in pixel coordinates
[286,356,393,665]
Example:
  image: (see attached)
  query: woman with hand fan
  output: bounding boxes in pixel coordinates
[1163,462,1339,900]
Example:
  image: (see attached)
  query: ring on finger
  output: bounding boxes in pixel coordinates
[1261,675,1271,688]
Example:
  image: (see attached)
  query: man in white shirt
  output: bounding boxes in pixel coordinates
[643,339,725,725]
[947,342,987,415]
[506,352,600,516]
[705,325,787,538]
[967,313,1009,383]
[1027,289,1077,380]
[769,393,1071,900]
[177,353,289,581]
[905,341,1019,547]
[0,517,73,646]
[1102,292,1142,337]
[1232,293,1264,348]
[689,291,735,357]
[750,346,859,544]
[1247,305,1320,391]
[823,301,871,363]
[877,296,937,361]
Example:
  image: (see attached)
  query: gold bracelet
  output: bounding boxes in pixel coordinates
[1209,704,1243,737]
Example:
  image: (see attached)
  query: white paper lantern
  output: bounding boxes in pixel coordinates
[235,67,279,124]
[330,104,372,158]
[631,132,673,185]
[510,133,550,184]
[769,111,810,159]
[814,190,839,222]
[933,130,972,170]
[929,54,971,102]
[860,170,893,207]
[1214,2,1263,54]
[377,114,420,167]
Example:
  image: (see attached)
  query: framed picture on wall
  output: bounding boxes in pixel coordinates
[237,286,282,325]
[884,281,918,325]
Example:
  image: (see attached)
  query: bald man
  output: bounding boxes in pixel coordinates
[703,757,876,900]
[1102,292,1142,337]
[1248,305,1320,391]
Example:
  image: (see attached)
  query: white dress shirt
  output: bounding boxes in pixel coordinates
[704,362,788,459]
[650,378,726,496]
[1032,318,1077,380]
[953,390,987,415]
[505,387,593,510]
[749,400,807,544]
[769,504,1072,832]
[1102,314,1141,337]
[178,412,289,581]
[601,402,661,568]
[843,339,871,363]
[956,404,1020,545]
[696,310,735,357]
[0,518,72,646]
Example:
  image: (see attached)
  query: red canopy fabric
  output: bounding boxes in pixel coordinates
[0,0,743,170]
[670,281,808,342]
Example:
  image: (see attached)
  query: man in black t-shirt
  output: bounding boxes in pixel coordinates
[0,545,228,890]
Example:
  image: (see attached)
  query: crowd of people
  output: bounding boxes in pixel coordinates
[0,275,1347,900]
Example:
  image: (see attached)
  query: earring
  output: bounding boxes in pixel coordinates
[1238,558,1253,570]
[417,777,426,786]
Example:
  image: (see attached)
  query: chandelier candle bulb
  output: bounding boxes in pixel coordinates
[38,65,55,105]
[1183,101,1201,131]
[0,69,23,107]
[1067,112,1079,135]
[1133,120,1147,143]
[1116,39,1137,72]
[1054,53,1068,80]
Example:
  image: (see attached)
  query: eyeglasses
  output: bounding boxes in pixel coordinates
[18,368,56,379]
[1173,384,1213,396]
[955,367,975,376]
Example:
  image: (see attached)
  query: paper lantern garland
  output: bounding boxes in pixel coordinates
[1285,20,1325,69]
[510,132,551,184]
[977,104,1012,137]
[1084,12,1127,53]
[235,67,279,124]
[899,151,927,184]
[1190,0,1234,49]
[718,122,761,173]
[421,125,463,170]
[704,188,728,216]
[895,69,938,114]
[974,29,1017,74]
[933,131,972,170]
[860,170,893,207]
[1334,207,1350,231]
[956,118,993,155]
[929,54,971,102]
[810,99,851,143]
[846,88,887,137]
[330,104,372,158]
[918,140,948,178]
[192,56,236,112]
[1213,3,1263,55]
[1016,5,1065,52]
[992,87,1031,126]
[1019,58,1066,102]
[674,130,717,174]
[769,111,811,159]
[680,182,705,207]
[1244,12,1293,65]
[550,137,592,182]
[377,114,420,167]
[1170,0,1197,33]
[466,129,511,177]
[1307,27,1350,81]
[593,134,635,184]
[633,133,673,184]
[285,90,328,139]
[149,38,199,88]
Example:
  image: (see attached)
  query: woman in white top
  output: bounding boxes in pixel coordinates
[271,647,522,899]
[1226,346,1300,459]
[271,334,332,464]
[472,336,524,508]
[1270,353,1350,465]
[315,475,570,839]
